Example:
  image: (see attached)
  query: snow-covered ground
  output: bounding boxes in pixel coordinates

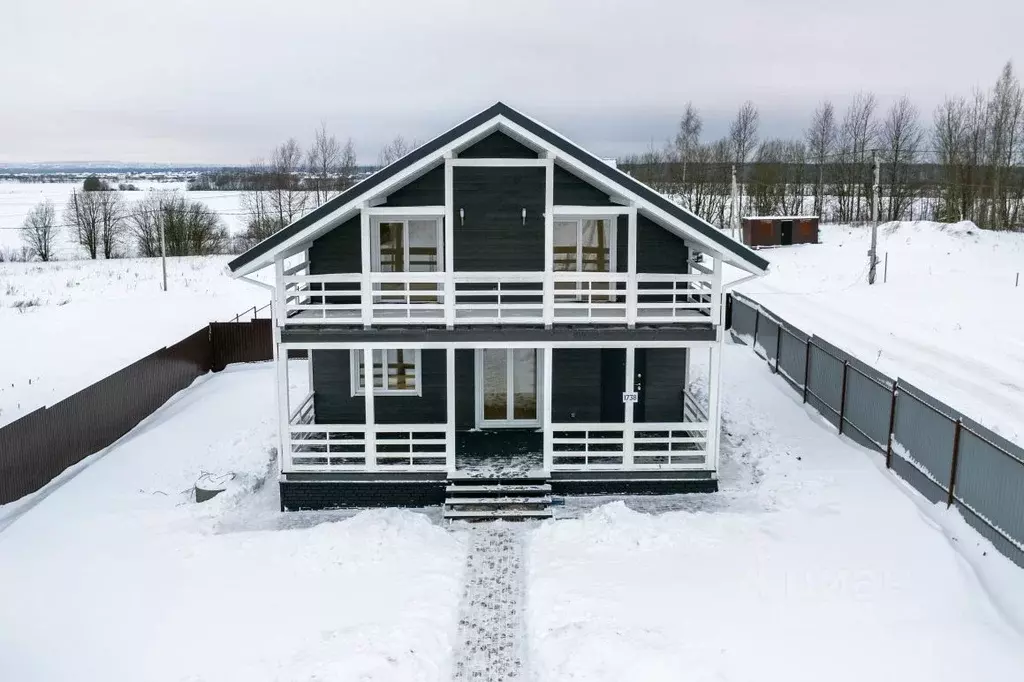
[0,363,467,682]
[735,221,1024,443]
[2,343,1022,681]
[0,180,246,259]
[0,256,269,427]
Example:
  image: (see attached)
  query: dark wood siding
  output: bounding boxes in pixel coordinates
[384,165,444,206]
[454,349,475,429]
[308,215,360,274]
[311,349,448,424]
[636,214,689,273]
[551,348,602,422]
[453,167,545,271]
[639,348,688,422]
[553,165,612,205]
[459,131,538,158]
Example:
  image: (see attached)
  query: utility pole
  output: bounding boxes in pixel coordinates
[868,151,880,285]
[731,164,740,240]
[160,201,168,292]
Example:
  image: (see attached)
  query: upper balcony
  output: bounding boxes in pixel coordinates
[279,263,720,327]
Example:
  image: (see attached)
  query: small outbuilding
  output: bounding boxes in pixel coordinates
[741,216,818,248]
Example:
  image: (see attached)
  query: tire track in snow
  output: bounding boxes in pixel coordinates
[451,526,529,682]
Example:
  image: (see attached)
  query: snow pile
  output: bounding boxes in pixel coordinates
[0,256,269,427]
[0,364,466,682]
[527,345,1024,682]
[735,220,1024,442]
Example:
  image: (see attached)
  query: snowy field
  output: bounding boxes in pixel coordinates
[0,256,269,428]
[2,344,1022,680]
[0,180,246,259]
[735,221,1024,443]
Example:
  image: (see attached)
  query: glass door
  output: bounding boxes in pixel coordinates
[477,349,539,427]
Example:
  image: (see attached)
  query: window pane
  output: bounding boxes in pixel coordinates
[354,350,384,391]
[482,349,508,420]
[387,349,416,391]
[378,222,405,272]
[581,219,611,272]
[408,220,439,272]
[553,221,579,271]
[511,349,537,420]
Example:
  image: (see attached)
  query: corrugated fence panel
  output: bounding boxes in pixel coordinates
[805,340,843,428]
[890,382,959,504]
[777,324,809,391]
[754,314,779,364]
[953,422,1024,567]
[841,360,894,454]
[211,320,273,371]
[730,295,758,342]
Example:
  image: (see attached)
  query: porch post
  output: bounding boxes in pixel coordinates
[542,345,553,473]
[711,253,722,326]
[360,203,372,327]
[543,154,555,327]
[362,346,377,471]
[446,345,456,475]
[623,344,635,469]
[706,341,723,472]
[626,205,638,328]
[276,344,290,474]
[444,153,455,328]
[274,257,286,327]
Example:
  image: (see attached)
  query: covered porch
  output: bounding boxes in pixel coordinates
[277,337,722,480]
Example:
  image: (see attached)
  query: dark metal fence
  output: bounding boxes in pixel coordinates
[0,320,274,505]
[730,292,1024,569]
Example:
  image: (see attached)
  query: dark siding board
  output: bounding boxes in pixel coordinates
[636,214,690,273]
[308,215,361,275]
[453,167,546,272]
[551,478,717,495]
[459,131,538,158]
[551,348,602,422]
[553,164,613,205]
[455,349,475,429]
[640,348,688,422]
[616,215,628,273]
[600,349,626,423]
[383,165,445,206]
[280,480,445,510]
[311,349,448,425]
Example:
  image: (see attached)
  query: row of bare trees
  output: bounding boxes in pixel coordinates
[624,61,1024,229]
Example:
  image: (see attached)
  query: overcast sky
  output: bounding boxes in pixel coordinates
[1,0,1021,164]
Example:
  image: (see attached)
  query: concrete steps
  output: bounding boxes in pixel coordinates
[444,476,553,522]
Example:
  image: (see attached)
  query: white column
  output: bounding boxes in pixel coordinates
[360,203,372,327]
[706,342,723,473]
[444,154,456,328]
[446,345,456,475]
[543,155,555,327]
[710,253,722,326]
[274,257,286,326]
[623,345,635,469]
[276,345,290,474]
[626,206,638,328]
[362,346,377,471]
[542,345,554,473]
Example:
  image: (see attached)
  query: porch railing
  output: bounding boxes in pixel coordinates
[281,270,717,325]
[550,421,710,470]
[288,423,449,472]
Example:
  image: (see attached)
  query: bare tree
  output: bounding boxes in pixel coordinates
[832,92,878,222]
[880,97,925,220]
[806,101,838,216]
[339,138,358,190]
[268,138,309,227]
[128,193,229,256]
[378,135,413,167]
[65,189,102,259]
[307,122,341,206]
[96,190,126,259]
[985,61,1024,228]
[729,101,760,216]
[21,200,58,261]
[674,102,702,205]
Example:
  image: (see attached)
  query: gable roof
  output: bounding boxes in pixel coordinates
[227,102,769,276]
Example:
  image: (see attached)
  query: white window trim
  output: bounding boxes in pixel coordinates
[552,216,618,273]
[474,348,542,428]
[370,216,445,272]
[350,349,423,397]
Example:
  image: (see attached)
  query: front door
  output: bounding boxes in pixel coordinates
[599,348,646,422]
[780,220,794,246]
[475,348,539,427]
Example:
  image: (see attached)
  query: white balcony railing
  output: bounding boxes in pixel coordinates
[550,421,710,471]
[282,270,717,326]
[288,422,449,472]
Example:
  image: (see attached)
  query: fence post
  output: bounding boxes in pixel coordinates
[837,360,849,434]
[947,419,963,507]
[752,305,760,351]
[774,326,782,373]
[885,383,898,468]
[802,339,811,403]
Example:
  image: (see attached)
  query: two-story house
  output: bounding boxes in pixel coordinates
[227,103,769,518]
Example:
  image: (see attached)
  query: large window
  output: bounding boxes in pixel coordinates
[351,349,421,396]
[476,349,539,427]
[553,218,615,272]
[373,218,442,272]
